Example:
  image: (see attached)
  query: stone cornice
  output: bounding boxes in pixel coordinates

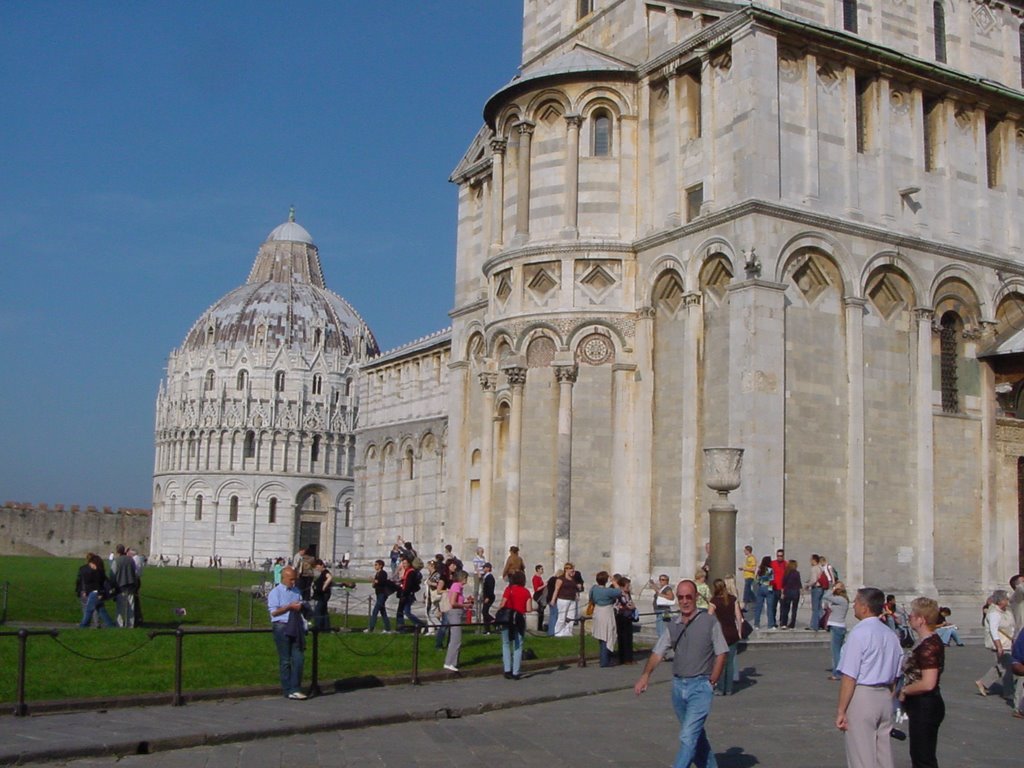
[355,414,449,437]
[640,9,749,80]
[634,199,1024,278]
[449,298,488,320]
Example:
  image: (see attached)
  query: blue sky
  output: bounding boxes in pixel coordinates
[0,1,523,508]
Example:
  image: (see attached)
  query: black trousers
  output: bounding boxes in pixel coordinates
[614,613,634,663]
[904,689,944,768]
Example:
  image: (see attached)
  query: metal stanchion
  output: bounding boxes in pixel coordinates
[1,581,9,625]
[14,629,28,716]
[172,628,185,706]
[308,627,322,697]
[411,626,422,685]
[577,616,587,667]
[234,589,241,626]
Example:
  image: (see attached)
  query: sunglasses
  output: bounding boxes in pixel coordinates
[676,594,696,600]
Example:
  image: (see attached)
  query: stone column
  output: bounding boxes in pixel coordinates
[804,53,820,201]
[679,293,703,576]
[844,297,866,588]
[842,65,861,216]
[726,279,787,557]
[877,77,895,223]
[553,364,578,567]
[490,138,506,252]
[563,114,581,237]
[611,362,636,572]
[515,122,535,238]
[731,25,780,201]
[913,307,937,593]
[446,361,469,549]
[666,70,683,223]
[478,372,497,554]
[978,321,998,589]
[503,365,527,547]
[633,308,655,577]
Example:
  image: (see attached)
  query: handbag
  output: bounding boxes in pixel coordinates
[439,590,452,613]
[494,606,513,626]
[740,619,754,639]
[819,604,832,630]
[585,601,595,617]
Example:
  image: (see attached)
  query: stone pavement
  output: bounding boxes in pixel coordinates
[2,643,1019,767]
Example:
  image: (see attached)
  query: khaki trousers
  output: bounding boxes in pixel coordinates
[845,685,894,768]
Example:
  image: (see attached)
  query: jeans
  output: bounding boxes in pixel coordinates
[435,611,449,649]
[670,675,717,768]
[780,590,799,628]
[272,623,304,695]
[79,592,115,628]
[502,627,523,674]
[809,586,823,630]
[313,598,330,631]
[368,592,391,631]
[935,626,961,645]
[599,640,614,667]
[904,689,944,768]
[771,589,781,626]
[830,625,847,676]
[753,585,772,628]
[655,606,670,639]
[717,644,738,695]
[547,602,558,636]
[396,594,425,629]
[742,578,754,605]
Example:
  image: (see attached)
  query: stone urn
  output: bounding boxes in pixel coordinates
[702,447,744,583]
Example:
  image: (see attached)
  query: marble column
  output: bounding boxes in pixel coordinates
[553,364,578,568]
[611,363,636,572]
[504,365,527,547]
[913,307,937,593]
[632,308,655,578]
[679,292,703,577]
[563,114,581,237]
[978,321,998,589]
[844,297,866,588]
[515,122,535,238]
[447,361,470,550]
[478,372,497,555]
[490,138,506,252]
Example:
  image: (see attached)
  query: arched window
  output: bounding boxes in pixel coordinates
[312,373,323,395]
[933,2,947,63]
[940,311,960,413]
[404,448,415,480]
[842,0,857,33]
[229,495,239,522]
[344,500,353,528]
[236,370,248,390]
[188,431,197,458]
[194,494,203,521]
[206,325,215,345]
[268,497,277,524]
[244,430,256,459]
[313,328,322,347]
[274,370,285,392]
[592,110,612,156]
[311,435,321,463]
[577,0,592,20]
[204,369,215,391]
[345,378,353,396]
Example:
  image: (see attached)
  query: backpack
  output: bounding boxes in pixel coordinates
[406,568,422,593]
[411,554,424,570]
[817,570,830,589]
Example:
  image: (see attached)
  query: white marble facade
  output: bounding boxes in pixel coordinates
[356,0,1024,597]
[151,213,378,564]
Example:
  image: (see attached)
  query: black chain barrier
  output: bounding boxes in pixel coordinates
[49,633,154,662]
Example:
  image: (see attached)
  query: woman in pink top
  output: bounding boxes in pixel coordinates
[443,571,467,673]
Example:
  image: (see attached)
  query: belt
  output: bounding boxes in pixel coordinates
[673,673,711,679]
[857,683,894,689]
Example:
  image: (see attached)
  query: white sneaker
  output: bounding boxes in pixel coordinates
[443,664,459,672]
[287,691,308,700]
[363,629,373,633]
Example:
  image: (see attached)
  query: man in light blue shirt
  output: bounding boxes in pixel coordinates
[835,587,902,768]
[268,566,306,700]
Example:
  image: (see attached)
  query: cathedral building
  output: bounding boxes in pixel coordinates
[151,212,378,564]
[355,0,1024,596]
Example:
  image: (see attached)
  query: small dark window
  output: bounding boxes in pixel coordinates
[940,312,960,414]
[311,435,321,463]
[229,495,239,522]
[923,96,941,172]
[313,328,322,347]
[843,0,857,33]
[244,430,256,459]
[236,370,248,390]
[344,501,353,528]
[855,75,871,153]
[204,369,215,391]
[274,370,285,392]
[312,373,323,395]
[268,497,277,524]
[577,0,592,20]
[194,495,203,521]
[206,325,215,345]
[592,111,611,156]
[345,378,353,396]
[933,3,947,63]
[685,184,704,222]
[986,116,1001,189]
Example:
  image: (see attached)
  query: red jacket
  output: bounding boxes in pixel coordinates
[770,559,787,590]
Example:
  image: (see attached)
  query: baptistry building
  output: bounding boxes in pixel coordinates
[150,212,378,564]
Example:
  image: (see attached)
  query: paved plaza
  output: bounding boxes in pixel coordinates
[2,642,1019,767]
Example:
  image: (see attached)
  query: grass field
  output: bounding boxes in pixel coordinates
[0,556,596,705]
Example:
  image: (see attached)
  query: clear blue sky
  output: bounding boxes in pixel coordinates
[0,1,524,508]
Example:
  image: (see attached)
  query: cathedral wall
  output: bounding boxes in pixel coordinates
[529,112,568,238]
[0,504,150,558]
[699,292,731,547]
[519,367,559,565]
[651,291,685,567]
[932,414,984,592]
[569,362,614,572]
[862,304,916,592]
[995,419,1024,581]
[781,258,848,565]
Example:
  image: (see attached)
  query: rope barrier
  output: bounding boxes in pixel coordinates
[49,633,154,662]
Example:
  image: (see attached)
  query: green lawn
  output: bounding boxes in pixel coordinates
[0,556,597,705]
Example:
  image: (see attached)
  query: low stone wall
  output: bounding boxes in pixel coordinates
[0,503,151,557]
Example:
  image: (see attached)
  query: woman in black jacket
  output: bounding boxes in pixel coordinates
[76,553,115,628]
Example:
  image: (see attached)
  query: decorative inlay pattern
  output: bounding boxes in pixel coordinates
[577,333,614,366]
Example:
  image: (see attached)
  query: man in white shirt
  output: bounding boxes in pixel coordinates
[267,566,307,700]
